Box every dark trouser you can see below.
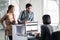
[9,36,12,40]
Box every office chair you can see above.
[52,31,60,40]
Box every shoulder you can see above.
[31,11,34,13]
[21,10,25,13]
[41,25,47,28]
[30,11,34,15]
[41,25,48,30]
[6,13,12,15]
[4,13,8,17]
[49,25,53,28]
[6,13,9,16]
[1,13,7,20]
[20,10,25,14]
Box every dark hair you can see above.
[7,5,14,13]
[26,3,32,8]
[42,14,51,24]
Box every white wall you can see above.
[56,0,60,32]
[53,0,60,32]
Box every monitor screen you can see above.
[26,22,38,32]
[16,24,26,35]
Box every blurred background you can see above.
[0,0,60,40]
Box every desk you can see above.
[12,22,40,40]
[12,24,27,40]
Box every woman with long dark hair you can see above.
[0,5,15,40]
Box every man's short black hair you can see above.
[26,3,32,8]
[42,14,51,24]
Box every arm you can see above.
[0,14,6,29]
[29,12,34,21]
[17,11,23,23]
[13,14,16,22]
[13,14,16,21]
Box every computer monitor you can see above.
[16,24,26,36]
[26,22,38,32]
[12,24,27,40]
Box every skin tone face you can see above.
[7,6,15,22]
[9,7,14,13]
[26,6,32,12]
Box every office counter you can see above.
[12,22,39,40]
[12,24,27,40]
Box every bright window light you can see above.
[43,0,59,26]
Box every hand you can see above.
[25,21,30,25]
[18,19,20,21]
[35,32,40,39]
[34,32,40,37]
[17,19,22,23]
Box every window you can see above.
[43,0,59,26]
